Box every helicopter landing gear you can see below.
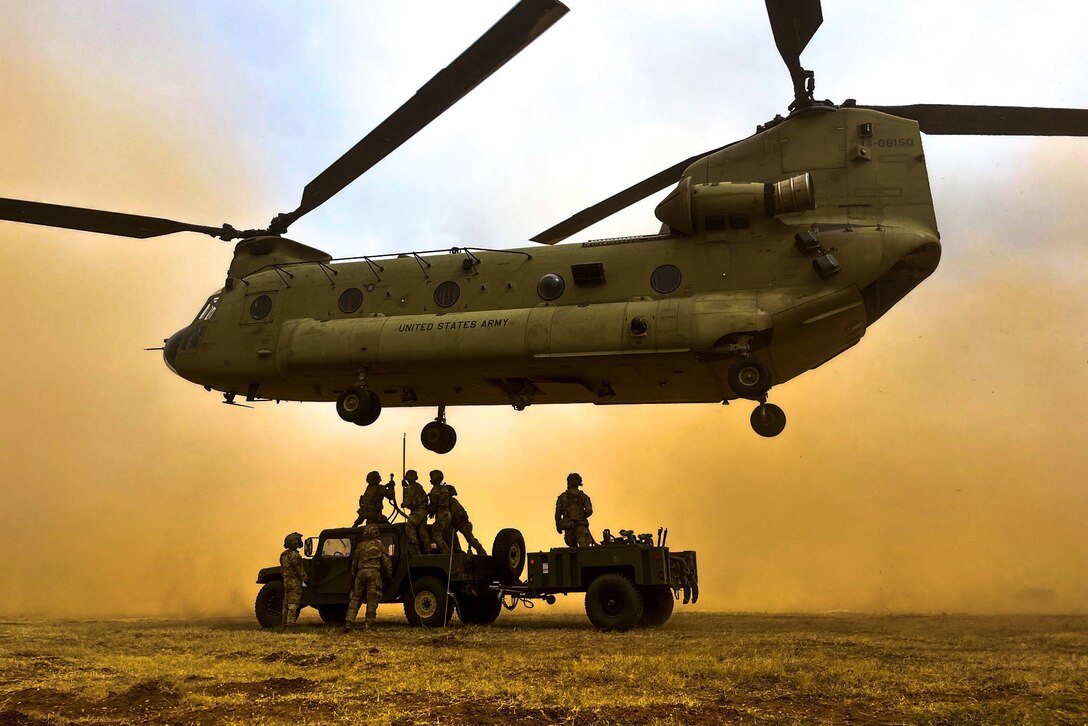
[421,405,457,454]
[727,357,772,399]
[750,401,786,438]
[336,386,382,426]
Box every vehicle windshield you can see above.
[195,293,221,322]
[320,537,352,557]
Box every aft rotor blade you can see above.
[275,0,568,231]
[530,140,741,245]
[0,197,228,239]
[765,0,823,106]
[864,104,1088,136]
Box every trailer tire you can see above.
[492,528,526,582]
[457,591,503,625]
[317,605,348,626]
[403,576,454,627]
[638,586,675,627]
[585,573,643,632]
[255,580,284,629]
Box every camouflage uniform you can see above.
[345,525,392,630]
[555,473,593,547]
[279,532,308,628]
[353,470,393,526]
[450,494,486,555]
[428,470,453,554]
[401,470,432,556]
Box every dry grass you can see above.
[1,611,1085,724]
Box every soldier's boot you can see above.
[343,599,361,633]
[364,602,378,630]
[285,604,300,628]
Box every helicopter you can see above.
[1,0,1085,455]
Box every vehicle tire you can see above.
[254,580,284,628]
[402,576,454,627]
[353,391,382,426]
[750,402,787,437]
[316,604,348,626]
[457,591,503,625]
[638,586,675,628]
[728,357,772,399]
[492,528,526,583]
[337,386,372,423]
[585,573,643,632]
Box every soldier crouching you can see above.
[344,524,392,631]
[279,532,308,629]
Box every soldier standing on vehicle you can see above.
[428,469,453,554]
[279,532,308,630]
[449,488,487,556]
[401,469,432,555]
[555,473,594,547]
[353,470,394,526]
[344,524,392,631]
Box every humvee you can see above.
[254,523,698,631]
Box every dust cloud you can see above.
[1,24,1086,618]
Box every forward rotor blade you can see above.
[530,140,741,245]
[275,0,568,231]
[0,197,227,239]
[765,0,823,106]
[864,104,1088,136]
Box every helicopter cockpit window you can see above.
[434,281,460,308]
[339,287,363,314]
[196,295,220,322]
[249,294,273,321]
[537,273,565,301]
[651,265,682,294]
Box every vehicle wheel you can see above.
[457,591,503,625]
[421,421,457,453]
[585,573,643,632]
[491,528,526,583]
[402,576,454,627]
[353,391,382,426]
[728,357,772,399]
[316,604,348,626]
[638,586,675,628]
[336,386,372,423]
[750,402,787,437]
[254,580,284,628]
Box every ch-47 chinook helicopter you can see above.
[2,0,1085,454]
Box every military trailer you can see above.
[255,523,527,628]
[502,528,699,632]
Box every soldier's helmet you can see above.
[405,469,418,481]
[366,470,382,485]
[363,524,380,538]
[567,472,583,488]
[283,532,304,549]
[430,469,444,483]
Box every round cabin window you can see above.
[650,264,682,294]
[249,294,273,320]
[338,287,363,314]
[537,273,565,301]
[434,280,460,308]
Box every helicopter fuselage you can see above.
[165,107,941,417]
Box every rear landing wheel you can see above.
[728,357,772,399]
[421,421,457,454]
[750,402,786,437]
[337,386,381,425]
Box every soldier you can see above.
[428,469,453,554]
[344,524,392,631]
[555,472,594,547]
[353,470,394,526]
[279,532,308,629]
[401,469,432,556]
[449,489,487,556]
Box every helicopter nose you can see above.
[163,326,189,374]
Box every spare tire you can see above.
[492,528,526,583]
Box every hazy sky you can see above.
[1,1,1086,618]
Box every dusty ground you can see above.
[0,611,1085,724]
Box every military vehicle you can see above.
[256,523,528,628]
[255,522,697,631]
[4,0,1085,452]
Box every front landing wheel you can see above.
[750,403,786,437]
[421,421,457,454]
